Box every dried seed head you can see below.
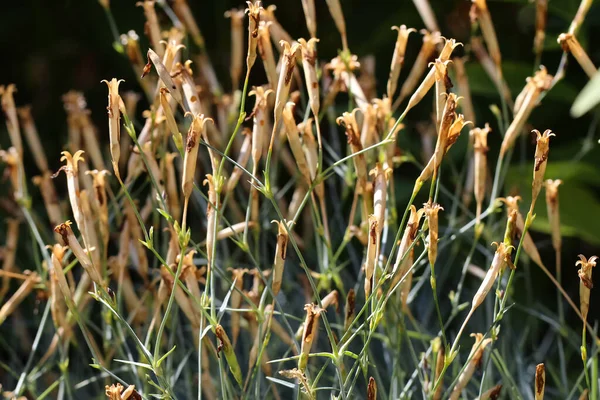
[257,21,278,89]
[472,242,513,310]
[215,324,243,386]
[299,303,323,371]
[273,40,301,127]
[367,377,377,400]
[471,124,491,222]
[298,38,321,116]
[301,0,317,38]
[272,219,291,295]
[0,84,22,156]
[0,147,23,200]
[450,332,494,400]
[558,33,597,78]
[249,86,274,164]
[225,8,245,89]
[105,383,141,400]
[344,288,356,332]
[136,1,162,56]
[424,202,444,267]
[101,78,124,180]
[324,0,348,51]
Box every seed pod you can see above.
[283,103,312,186]
[424,202,443,267]
[534,0,548,60]
[257,22,279,90]
[79,190,101,269]
[57,150,86,235]
[260,5,294,46]
[370,163,391,237]
[337,109,368,191]
[472,0,501,69]
[181,114,213,225]
[299,304,322,371]
[367,377,377,400]
[0,219,20,300]
[433,59,452,126]
[364,215,378,298]
[473,242,512,311]
[85,169,110,251]
[301,0,317,38]
[101,79,124,180]
[137,1,162,57]
[48,245,68,334]
[432,93,458,179]
[500,67,552,156]
[387,26,416,100]
[470,37,513,110]
[146,49,184,106]
[433,338,445,400]
[470,124,491,223]
[391,205,424,289]
[163,153,181,222]
[499,196,544,268]
[397,31,441,105]
[32,172,63,239]
[576,255,597,322]
[204,174,221,268]
[225,8,245,90]
[531,129,554,212]
[324,0,348,50]
[535,363,545,400]
[0,148,23,201]
[298,38,320,116]
[558,33,596,78]
[249,86,274,166]
[17,106,48,173]
[270,40,300,152]
[449,333,494,400]
[160,88,183,152]
[215,324,243,386]
[544,179,562,251]
[479,385,502,400]
[54,221,104,288]
[344,289,356,332]
[245,2,263,70]
[272,220,290,295]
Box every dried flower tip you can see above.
[531,129,554,211]
[245,2,263,70]
[424,202,444,267]
[105,383,140,400]
[535,363,545,400]
[299,303,322,371]
[387,25,416,100]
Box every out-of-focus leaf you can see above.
[571,69,600,117]
[505,164,600,245]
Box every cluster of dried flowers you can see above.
[0,0,598,398]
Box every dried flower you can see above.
[0,219,21,302]
[324,0,348,51]
[105,383,140,400]
[449,333,494,399]
[337,109,368,192]
[260,5,294,46]
[470,124,491,222]
[245,1,263,70]
[500,67,552,157]
[391,205,424,295]
[272,220,291,295]
[471,0,501,69]
[298,38,320,117]
[387,25,415,100]
[57,150,86,234]
[452,57,476,125]
[283,102,312,186]
[249,86,274,166]
[534,0,548,59]
[17,106,48,173]
[0,147,24,200]
[344,288,356,332]
[364,215,378,298]
[101,79,124,180]
[558,33,597,78]
[137,1,162,56]
[299,303,322,371]
[367,377,377,400]
[531,129,554,212]
[257,21,278,90]
[0,84,22,156]
[577,255,597,321]
[424,202,443,267]
[225,8,245,89]
[215,324,243,386]
[535,363,545,400]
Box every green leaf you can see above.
[113,359,153,370]
[571,69,600,117]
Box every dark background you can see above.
[1,0,599,367]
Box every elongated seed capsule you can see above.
[0,148,22,201]
[283,103,311,185]
[473,242,512,311]
[146,49,184,106]
[137,1,162,56]
[413,0,440,32]
[0,84,22,156]
[101,79,124,180]
[424,202,443,268]
[397,31,440,104]
[298,38,320,116]
[0,272,39,326]
[534,0,547,59]
[360,104,377,149]
[558,33,597,78]
[79,190,101,270]
[577,255,597,322]
[228,268,246,345]
[531,129,554,213]
[370,163,391,237]
[500,67,552,156]
[401,37,461,115]
[270,40,300,152]
[216,222,256,241]
[432,93,458,180]
[17,106,48,172]
[227,128,252,192]
[544,180,562,251]
[535,363,545,400]
[367,377,377,400]
[449,333,494,400]
[0,219,19,299]
[324,0,348,51]
[181,114,213,226]
[245,1,262,71]
[471,124,491,223]
[499,196,544,267]
[470,37,513,111]
[272,220,290,295]
[204,174,221,268]
[337,109,368,191]
[260,5,294,45]
[48,245,68,332]
[472,0,501,69]
[391,205,424,287]
[225,8,245,90]
[301,0,316,38]
[299,304,322,371]
[215,324,243,386]
[249,86,274,166]
[388,26,416,100]
[54,221,104,288]
[257,22,278,90]
[123,200,149,281]
[162,153,181,222]
[57,150,86,235]
[160,88,184,152]
[364,215,378,298]
[433,59,451,126]
[433,338,445,400]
